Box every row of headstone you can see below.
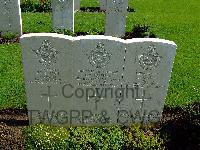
[0,0,127,37]
[52,0,128,37]
[20,33,177,126]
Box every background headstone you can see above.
[99,0,107,10]
[105,0,128,37]
[52,0,74,32]
[0,0,22,36]
[21,33,176,126]
[74,0,80,10]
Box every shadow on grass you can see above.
[79,7,135,13]
[79,7,105,12]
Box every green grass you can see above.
[81,0,100,7]
[0,0,199,109]
[22,12,105,33]
[126,0,200,107]
[23,12,52,33]
[0,44,25,109]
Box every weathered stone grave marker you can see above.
[52,0,74,32]
[74,0,80,10]
[0,0,22,35]
[99,0,107,10]
[21,33,176,126]
[105,0,128,37]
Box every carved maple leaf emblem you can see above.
[138,45,161,70]
[33,40,58,67]
[88,42,112,69]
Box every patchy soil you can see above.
[0,109,28,150]
[0,103,199,150]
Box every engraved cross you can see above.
[41,86,58,111]
[135,88,151,112]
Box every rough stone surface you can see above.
[0,0,22,35]
[20,33,176,126]
[52,0,74,32]
[74,0,80,10]
[99,0,107,10]
[105,0,128,37]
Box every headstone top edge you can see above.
[17,0,21,5]
[76,35,125,42]
[20,33,75,41]
[125,38,177,47]
[20,33,176,47]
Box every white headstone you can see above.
[105,0,128,37]
[74,0,80,10]
[0,0,22,35]
[52,0,74,32]
[20,33,176,126]
[99,0,107,10]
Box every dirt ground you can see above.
[0,103,199,150]
[0,109,28,150]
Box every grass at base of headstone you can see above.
[22,12,105,34]
[23,124,164,149]
[75,12,105,34]
[22,12,154,38]
[0,33,19,44]
[22,12,52,33]
[0,33,17,40]
[0,44,26,109]
[81,0,99,8]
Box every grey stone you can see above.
[74,0,80,10]
[123,39,177,124]
[52,0,74,32]
[20,33,176,126]
[0,0,22,35]
[99,0,107,10]
[105,0,128,37]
